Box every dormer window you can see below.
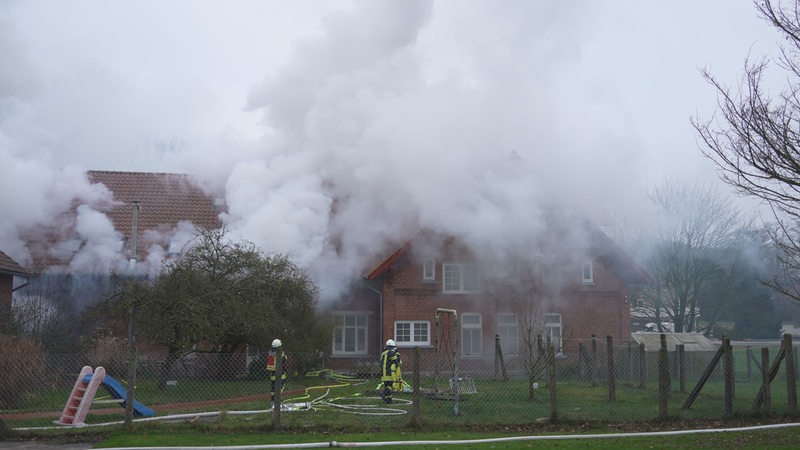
[582,261,594,284]
[422,258,436,282]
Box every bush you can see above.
[0,334,45,409]
[85,334,128,378]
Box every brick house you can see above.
[326,223,651,369]
[0,249,28,311]
[20,170,224,274]
[83,170,224,265]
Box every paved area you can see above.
[0,443,97,450]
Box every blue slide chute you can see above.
[83,374,156,417]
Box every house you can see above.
[0,249,29,311]
[326,223,651,370]
[83,170,224,265]
[21,170,224,274]
[12,171,225,343]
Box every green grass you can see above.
[82,423,800,449]
[3,374,797,434]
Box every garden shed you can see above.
[630,332,718,352]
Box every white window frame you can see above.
[543,313,563,356]
[394,320,430,347]
[497,313,519,355]
[442,263,480,293]
[581,261,594,284]
[422,258,436,282]
[461,313,482,355]
[332,313,368,356]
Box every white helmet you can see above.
[272,339,282,347]
[386,339,396,347]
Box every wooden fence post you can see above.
[548,343,557,421]
[579,343,587,380]
[272,347,283,429]
[638,342,646,389]
[677,344,686,394]
[409,347,421,427]
[785,334,797,414]
[591,335,598,387]
[761,347,771,413]
[658,334,669,419]
[723,335,734,417]
[627,341,633,382]
[607,335,616,402]
[495,334,508,381]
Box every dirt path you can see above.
[1,389,305,421]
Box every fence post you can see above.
[785,334,797,414]
[658,334,669,419]
[639,342,646,389]
[723,335,734,417]
[677,344,686,394]
[746,346,753,382]
[124,307,137,429]
[627,341,632,382]
[548,343,557,421]
[272,347,283,429]
[495,334,507,381]
[579,343,586,380]
[591,335,597,387]
[607,336,616,402]
[761,347,771,413]
[408,347,421,427]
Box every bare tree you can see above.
[637,180,748,333]
[693,0,800,301]
[509,282,546,400]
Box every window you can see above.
[443,263,480,293]
[394,321,430,346]
[543,313,563,355]
[461,313,482,355]
[422,258,436,282]
[497,314,518,355]
[333,313,368,355]
[581,261,594,284]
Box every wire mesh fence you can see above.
[1,335,797,432]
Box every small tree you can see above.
[112,227,329,388]
[510,282,547,400]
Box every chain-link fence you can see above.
[1,335,797,433]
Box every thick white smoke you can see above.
[0,1,778,302]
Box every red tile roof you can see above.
[87,171,224,261]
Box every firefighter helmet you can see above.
[272,339,282,347]
[386,339,396,347]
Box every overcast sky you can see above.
[0,0,782,297]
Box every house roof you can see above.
[0,249,28,277]
[364,240,411,280]
[87,170,224,260]
[630,332,718,352]
[587,226,652,285]
[363,224,652,285]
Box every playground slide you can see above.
[82,373,156,417]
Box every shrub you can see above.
[85,333,128,378]
[0,334,45,409]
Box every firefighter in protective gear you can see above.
[266,338,288,401]
[379,339,402,403]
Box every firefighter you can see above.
[379,339,401,403]
[266,338,288,401]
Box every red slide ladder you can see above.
[56,366,107,426]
